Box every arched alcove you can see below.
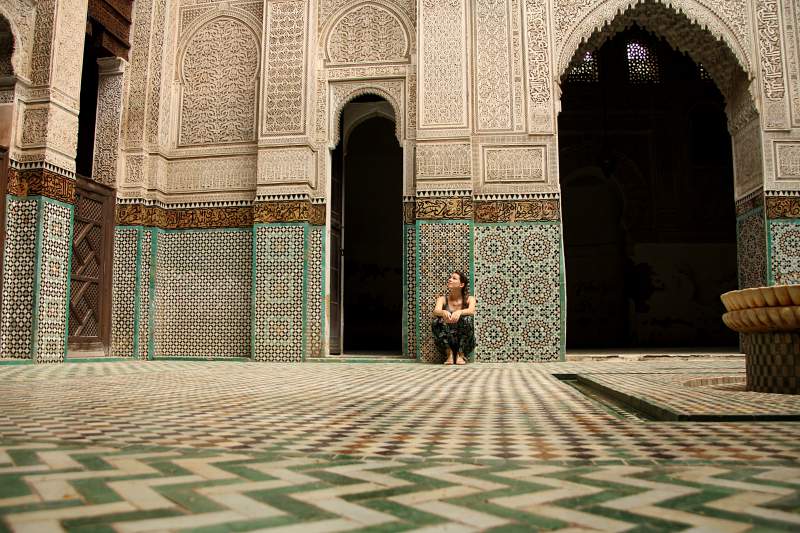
[559,16,742,350]
[177,15,260,146]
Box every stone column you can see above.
[1,0,87,363]
[92,57,127,187]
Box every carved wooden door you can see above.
[68,177,114,350]
[330,148,343,354]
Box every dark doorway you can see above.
[559,26,738,349]
[330,99,403,354]
[68,23,116,356]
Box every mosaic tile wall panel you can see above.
[736,208,767,288]
[769,220,800,285]
[154,230,252,358]
[253,224,306,362]
[0,198,38,359]
[305,227,324,358]
[416,222,472,363]
[139,229,154,360]
[110,228,139,358]
[404,224,416,358]
[474,223,563,362]
[33,200,73,363]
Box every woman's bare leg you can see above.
[444,347,454,365]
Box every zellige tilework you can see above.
[305,226,324,358]
[0,198,38,359]
[416,222,472,363]
[154,230,252,358]
[253,224,306,362]
[34,199,74,363]
[110,227,138,358]
[769,219,800,285]
[475,223,563,362]
[737,207,767,288]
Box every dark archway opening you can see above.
[559,26,738,350]
[330,96,403,354]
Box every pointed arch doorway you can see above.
[559,15,744,350]
[329,95,403,355]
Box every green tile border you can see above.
[29,197,45,362]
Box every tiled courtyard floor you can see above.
[1,359,799,531]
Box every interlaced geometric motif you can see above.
[35,200,73,363]
[154,230,251,358]
[254,224,306,362]
[736,207,766,288]
[416,222,471,363]
[404,224,416,358]
[0,199,38,359]
[475,223,562,362]
[769,220,800,285]
[110,228,138,358]
[305,227,325,358]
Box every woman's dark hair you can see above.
[453,271,470,308]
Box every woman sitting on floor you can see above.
[432,271,476,365]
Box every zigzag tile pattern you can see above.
[1,360,800,529]
[0,442,799,531]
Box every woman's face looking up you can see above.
[447,272,464,291]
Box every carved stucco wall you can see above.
[0,0,35,82]
[178,16,260,146]
[109,0,800,213]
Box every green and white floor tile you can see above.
[0,360,798,531]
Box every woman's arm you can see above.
[454,296,477,317]
[432,296,450,319]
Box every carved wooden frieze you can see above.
[309,203,326,226]
[253,200,311,223]
[415,197,473,220]
[473,199,560,222]
[7,167,77,205]
[115,204,253,229]
[766,195,800,219]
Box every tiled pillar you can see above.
[0,0,86,362]
[735,191,768,288]
[251,201,322,362]
[403,200,416,359]
[1,171,74,363]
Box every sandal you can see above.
[444,348,454,365]
[456,352,466,365]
